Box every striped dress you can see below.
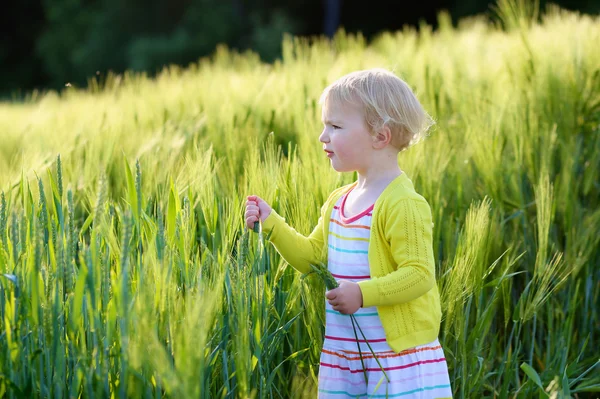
[318,190,453,398]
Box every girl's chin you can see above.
[329,156,353,172]
[330,161,351,173]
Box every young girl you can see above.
[245,68,453,398]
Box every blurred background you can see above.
[2,0,599,98]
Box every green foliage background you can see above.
[3,0,600,96]
[0,2,599,398]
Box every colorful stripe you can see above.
[338,191,375,224]
[330,219,370,229]
[328,244,368,254]
[321,346,443,360]
[319,384,450,398]
[331,273,370,279]
[326,310,378,317]
[319,370,450,386]
[370,384,453,398]
[324,323,383,332]
[333,205,373,217]
[320,358,447,373]
[325,335,388,343]
[318,385,452,398]
[328,231,369,242]
[318,389,366,397]
[324,348,395,355]
[319,376,367,387]
[327,259,369,267]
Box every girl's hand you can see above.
[325,280,363,315]
[245,195,272,230]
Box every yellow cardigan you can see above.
[261,172,442,353]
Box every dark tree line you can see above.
[1,0,598,97]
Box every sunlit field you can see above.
[0,2,599,398]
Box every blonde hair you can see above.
[319,68,434,152]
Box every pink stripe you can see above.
[393,370,449,383]
[325,335,387,343]
[326,323,384,331]
[320,358,447,373]
[318,376,365,386]
[334,205,372,217]
[319,371,448,386]
[339,189,375,224]
[331,273,370,279]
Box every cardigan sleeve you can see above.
[358,198,436,307]
[260,200,329,275]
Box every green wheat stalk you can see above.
[304,262,390,395]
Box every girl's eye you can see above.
[332,125,341,130]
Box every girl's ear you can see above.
[373,126,392,149]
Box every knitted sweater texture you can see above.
[261,173,442,353]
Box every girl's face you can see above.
[319,101,373,173]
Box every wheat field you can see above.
[0,2,599,398]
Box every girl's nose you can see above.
[319,128,328,143]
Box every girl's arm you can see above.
[358,198,436,307]
[261,203,328,274]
